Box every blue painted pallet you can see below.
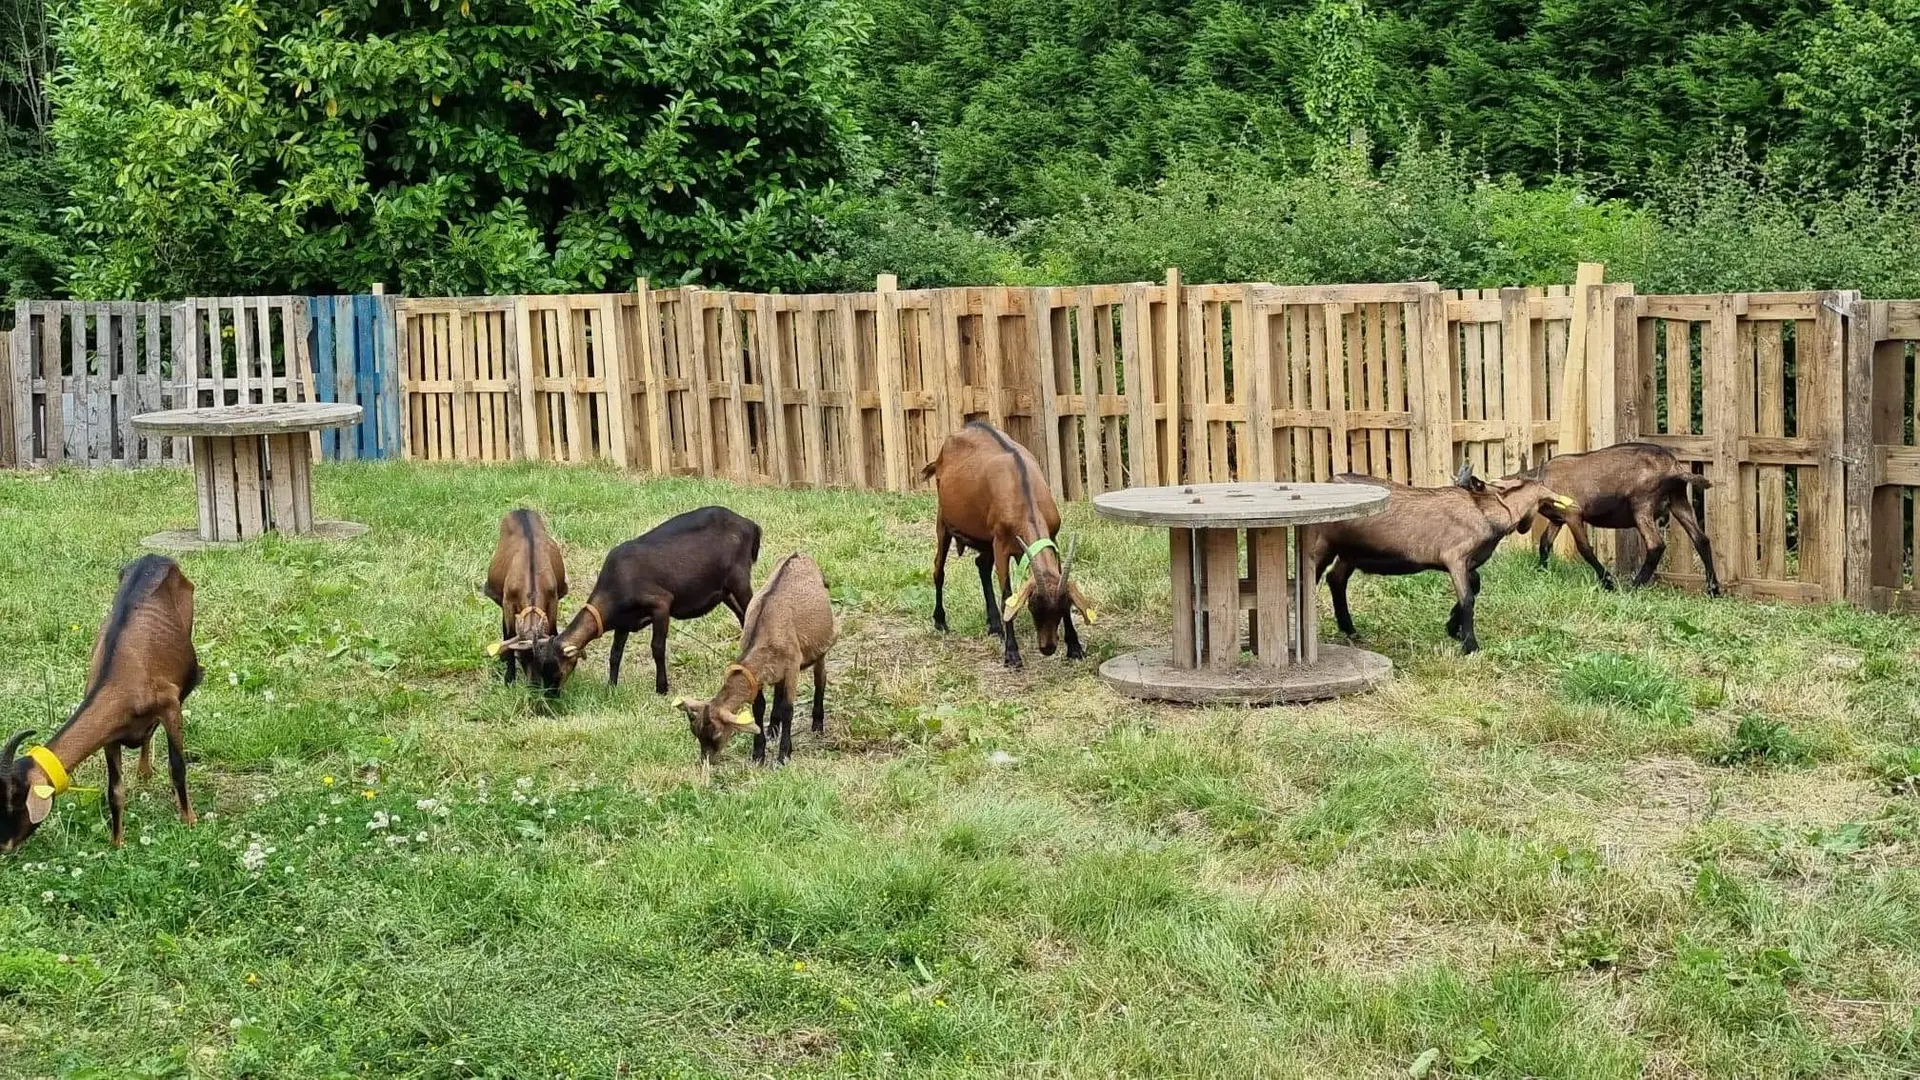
[307,294,401,460]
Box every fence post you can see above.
[1413,290,1452,485]
[8,302,27,466]
[873,273,909,491]
[635,279,669,475]
[1499,288,1533,471]
[1845,297,1879,608]
[1028,286,1065,494]
[1706,295,1743,589]
[1162,268,1181,485]
[1239,286,1273,482]
[1612,291,1644,576]
[508,295,538,461]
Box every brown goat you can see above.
[1304,467,1575,654]
[675,553,837,771]
[483,509,569,691]
[923,422,1093,668]
[1499,443,1719,595]
[3,555,201,853]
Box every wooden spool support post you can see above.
[132,402,364,548]
[1093,482,1391,704]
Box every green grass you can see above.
[2,462,1919,1078]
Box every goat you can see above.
[923,421,1094,668]
[483,509,569,691]
[675,552,836,771]
[1488,443,1719,596]
[1303,466,1575,654]
[3,555,201,853]
[530,506,760,693]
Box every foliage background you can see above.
[0,0,1918,299]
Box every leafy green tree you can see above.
[53,0,867,298]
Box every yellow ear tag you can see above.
[486,641,504,657]
[30,784,53,800]
[670,698,687,709]
[1084,609,1097,624]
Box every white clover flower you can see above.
[238,842,268,872]
[40,890,54,902]
[261,690,275,703]
[367,811,391,831]
[413,831,428,843]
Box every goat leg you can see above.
[1631,506,1667,588]
[932,524,951,632]
[774,680,795,766]
[608,628,630,687]
[159,703,194,826]
[1443,568,1483,641]
[1669,499,1721,597]
[751,690,768,764]
[1448,563,1480,654]
[1061,609,1085,661]
[1328,559,1359,639]
[649,615,671,694]
[501,616,518,685]
[105,744,126,847]
[811,659,827,733]
[1563,517,1615,591]
[995,546,1023,669]
[138,736,152,783]
[974,550,1001,637]
[1536,521,1561,569]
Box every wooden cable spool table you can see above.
[1093,482,1394,704]
[131,403,367,549]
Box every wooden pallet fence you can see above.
[9,300,199,467]
[309,294,402,459]
[1845,298,1920,610]
[1617,291,1851,602]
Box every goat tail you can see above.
[919,456,939,482]
[1681,472,1712,490]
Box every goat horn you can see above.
[1062,535,1079,578]
[1001,579,1035,624]
[1453,461,1475,486]
[1,729,34,766]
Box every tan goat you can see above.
[483,508,569,691]
[1304,467,1574,654]
[3,555,200,852]
[675,552,835,771]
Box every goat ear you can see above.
[561,642,581,658]
[1001,580,1035,624]
[1453,462,1474,486]
[26,785,52,825]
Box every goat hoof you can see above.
[934,614,948,633]
[1067,645,1086,661]
[1599,578,1617,592]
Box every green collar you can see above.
[1016,537,1059,579]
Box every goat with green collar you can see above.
[922,422,1095,668]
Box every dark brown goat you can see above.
[3,555,201,853]
[1497,443,1719,595]
[530,506,760,693]
[1304,467,1575,654]
[483,509,569,691]
[923,421,1093,668]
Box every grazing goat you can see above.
[923,421,1094,668]
[1304,466,1575,654]
[483,509,569,691]
[1491,443,1720,596]
[675,552,836,770]
[530,506,760,693]
[3,555,201,853]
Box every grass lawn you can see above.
[3,462,1920,1078]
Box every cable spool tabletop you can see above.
[132,403,366,549]
[1092,482,1393,704]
